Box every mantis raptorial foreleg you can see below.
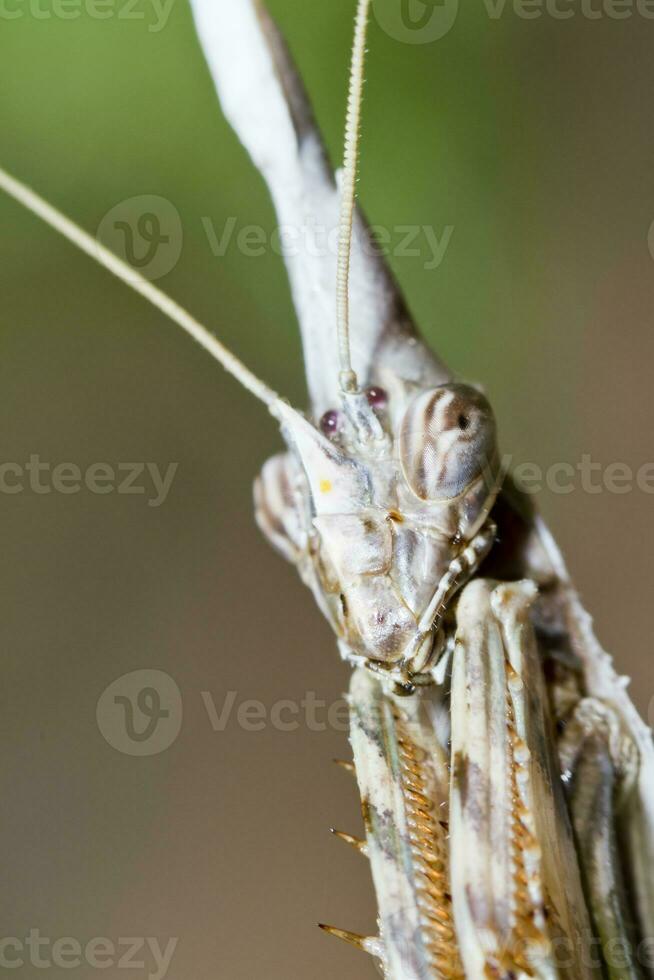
[348,579,601,979]
[450,580,597,980]
[559,699,644,980]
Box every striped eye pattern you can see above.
[399,384,497,501]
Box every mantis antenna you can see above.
[0,165,279,410]
[336,0,372,396]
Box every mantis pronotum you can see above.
[2,1,654,977]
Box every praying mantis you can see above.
[1,1,653,977]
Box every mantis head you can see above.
[265,377,501,690]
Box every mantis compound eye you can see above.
[399,383,498,501]
[365,386,388,410]
[319,409,343,438]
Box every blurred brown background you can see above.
[1,1,653,977]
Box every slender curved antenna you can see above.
[0,166,279,409]
[336,0,372,395]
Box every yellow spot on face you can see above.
[319,479,332,494]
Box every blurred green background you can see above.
[1,1,653,977]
